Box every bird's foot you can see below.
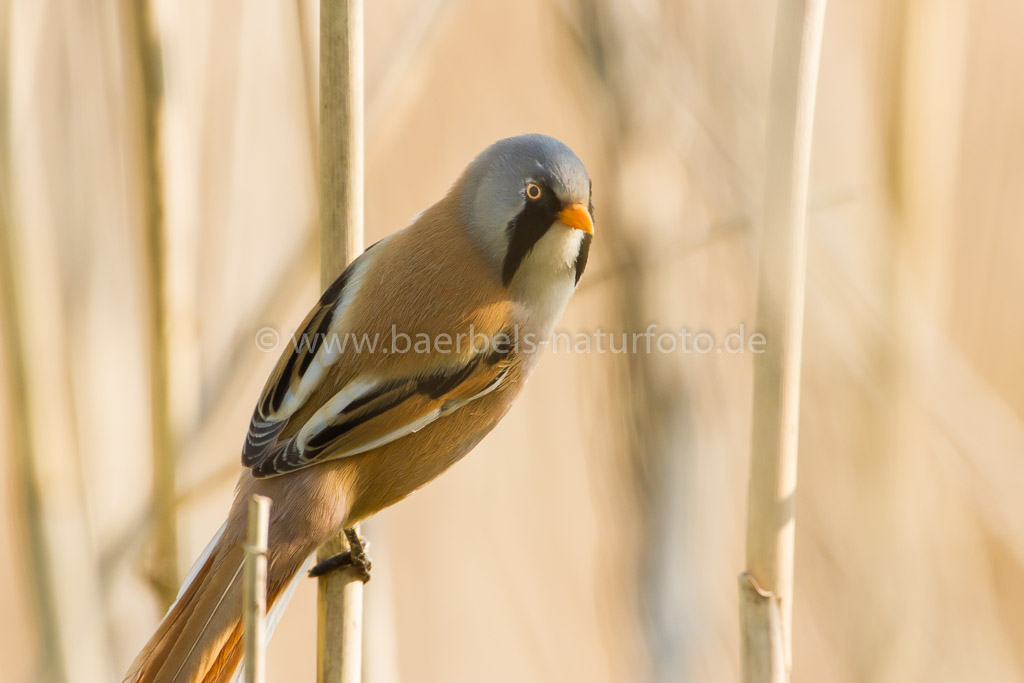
[308,527,372,583]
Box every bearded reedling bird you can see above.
[125,134,594,682]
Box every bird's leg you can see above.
[343,527,372,582]
[308,527,372,583]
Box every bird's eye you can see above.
[525,183,542,200]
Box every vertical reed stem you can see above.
[128,0,179,606]
[740,1,826,681]
[244,495,272,683]
[0,92,66,683]
[317,2,365,683]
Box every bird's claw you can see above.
[308,528,372,583]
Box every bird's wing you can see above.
[245,342,515,478]
[241,228,517,478]
[241,254,366,470]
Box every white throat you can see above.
[509,226,583,337]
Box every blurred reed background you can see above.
[1,0,1023,681]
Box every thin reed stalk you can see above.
[317,2,365,683]
[126,0,179,606]
[0,91,65,683]
[740,1,826,681]
[1,7,112,679]
[244,495,272,683]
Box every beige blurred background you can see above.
[2,0,1023,681]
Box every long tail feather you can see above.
[125,524,308,683]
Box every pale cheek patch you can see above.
[533,224,583,273]
[512,227,581,334]
[557,227,585,270]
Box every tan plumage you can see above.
[126,135,593,682]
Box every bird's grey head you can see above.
[456,134,594,288]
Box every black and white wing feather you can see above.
[244,345,513,478]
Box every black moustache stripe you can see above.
[574,232,592,285]
[501,189,562,286]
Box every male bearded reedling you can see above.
[125,134,595,682]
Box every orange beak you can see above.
[557,203,594,235]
